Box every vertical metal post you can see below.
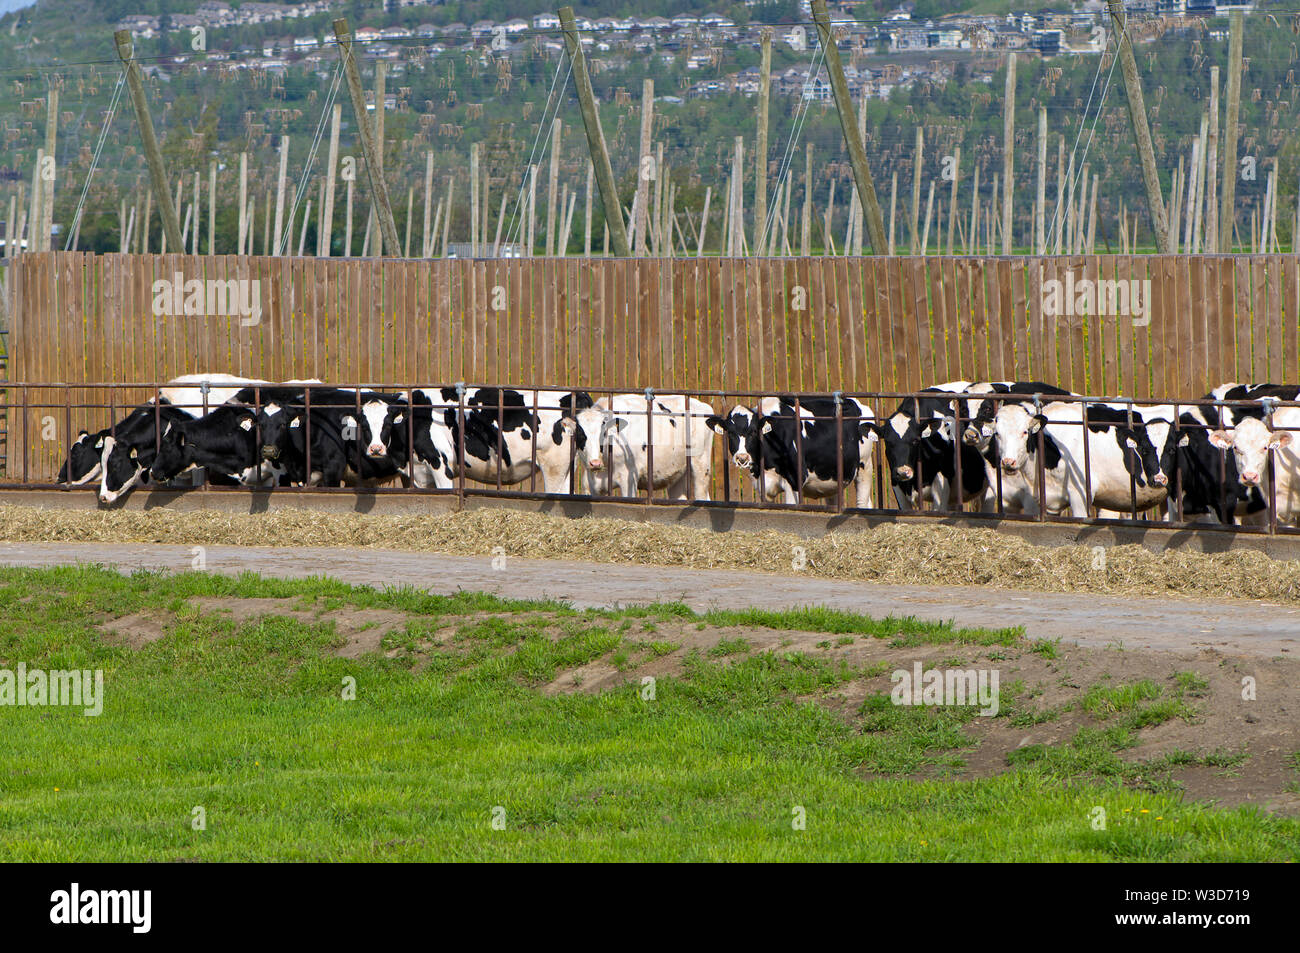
[644,388,655,505]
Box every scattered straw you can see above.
[0,503,1292,604]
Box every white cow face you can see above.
[991,404,1044,475]
[562,408,626,470]
[1210,418,1292,487]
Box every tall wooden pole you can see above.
[333,18,401,255]
[1205,66,1220,255]
[471,141,481,256]
[421,150,433,257]
[909,127,923,254]
[114,30,182,253]
[40,86,57,251]
[1035,108,1046,254]
[811,0,885,253]
[322,103,340,257]
[559,6,629,258]
[754,30,772,254]
[801,144,813,257]
[947,151,959,256]
[583,160,594,257]
[272,136,288,255]
[546,121,561,256]
[1220,11,1243,252]
[633,81,654,256]
[1106,0,1172,253]
[1002,52,1016,254]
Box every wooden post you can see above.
[344,177,354,257]
[1205,66,1220,255]
[207,160,216,253]
[583,160,593,257]
[372,61,386,256]
[471,141,481,256]
[321,103,340,257]
[272,136,289,255]
[237,152,248,255]
[114,31,182,254]
[1035,108,1046,254]
[730,136,744,257]
[1220,12,1243,252]
[812,0,885,251]
[909,127,923,254]
[969,163,979,256]
[888,170,897,256]
[191,170,200,255]
[559,6,630,257]
[801,144,813,257]
[545,121,561,254]
[1192,111,1209,254]
[921,180,935,255]
[1002,52,1016,254]
[633,80,654,256]
[1052,136,1064,254]
[1106,0,1172,253]
[527,164,537,256]
[754,30,772,254]
[333,18,401,256]
[298,199,311,256]
[698,185,712,258]
[40,86,57,251]
[493,188,506,257]
[421,150,433,257]
[824,178,837,256]
[442,176,453,256]
[404,186,414,258]
[947,150,959,256]
[262,190,271,255]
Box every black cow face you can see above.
[59,430,106,485]
[150,423,190,483]
[256,403,294,461]
[875,413,945,483]
[707,407,757,470]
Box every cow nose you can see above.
[261,445,278,460]
[1001,458,1017,471]
[895,465,914,480]
[367,444,385,457]
[961,427,980,446]
[1154,472,1168,487]
[1242,471,1260,486]
[588,458,604,470]
[734,452,751,468]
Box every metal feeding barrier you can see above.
[8,380,1300,538]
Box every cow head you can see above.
[874,411,947,484]
[1210,418,1292,488]
[256,402,294,461]
[347,398,395,459]
[561,407,626,471]
[379,401,411,466]
[991,404,1047,475]
[59,430,107,485]
[98,436,146,505]
[707,405,758,470]
[150,420,192,484]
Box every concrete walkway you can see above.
[0,542,1296,659]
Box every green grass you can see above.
[0,565,1295,861]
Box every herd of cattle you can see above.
[52,372,1300,526]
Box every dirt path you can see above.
[1,541,1296,659]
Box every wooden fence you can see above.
[4,250,1300,481]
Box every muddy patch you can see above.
[189,597,413,657]
[99,611,171,649]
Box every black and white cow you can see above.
[562,394,714,499]
[707,395,877,506]
[990,400,1167,517]
[96,401,196,504]
[370,387,593,492]
[1209,405,1300,525]
[58,373,268,489]
[252,386,403,487]
[149,404,279,488]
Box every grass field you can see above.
[1,564,1296,861]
